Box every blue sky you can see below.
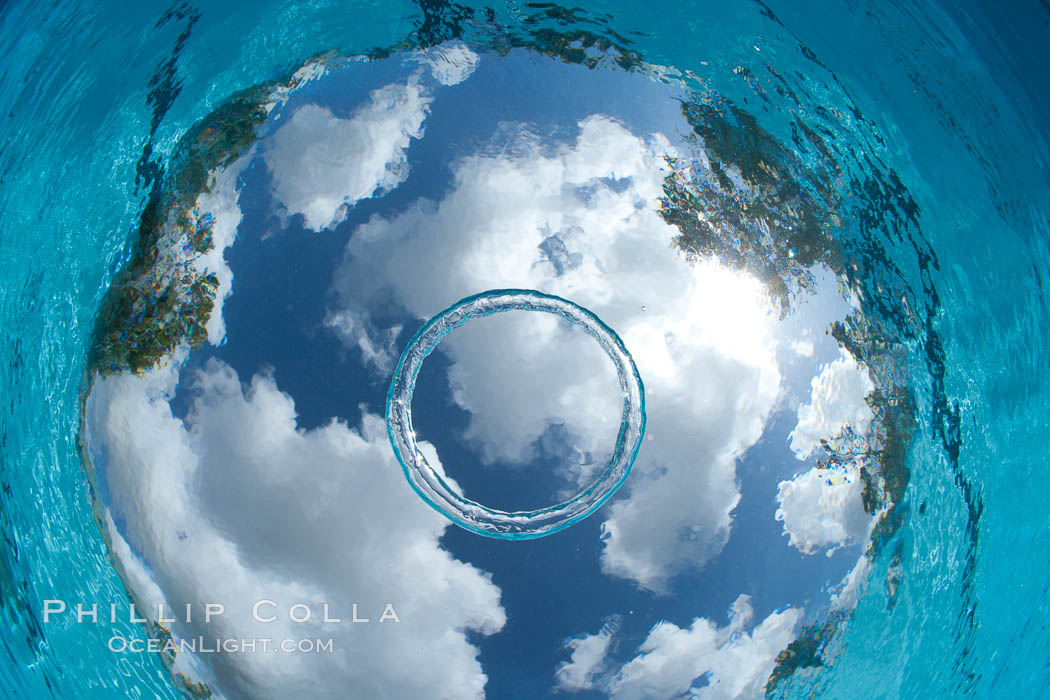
[90,44,878,699]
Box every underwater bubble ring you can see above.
[386,288,646,540]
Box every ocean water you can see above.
[1,1,1048,698]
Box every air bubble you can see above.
[386,289,646,539]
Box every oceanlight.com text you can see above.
[108,635,335,654]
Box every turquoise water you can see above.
[1,1,1048,698]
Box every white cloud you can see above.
[790,335,814,358]
[416,42,480,86]
[777,348,877,556]
[789,349,875,460]
[830,554,872,610]
[555,616,620,692]
[774,463,873,556]
[190,55,479,347]
[440,310,622,471]
[192,154,250,345]
[560,596,801,700]
[84,355,505,699]
[327,116,783,591]
[264,77,433,231]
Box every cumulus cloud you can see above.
[789,349,875,460]
[775,463,873,556]
[554,616,621,692]
[558,596,801,700]
[440,310,622,472]
[192,154,250,345]
[327,115,783,591]
[415,42,480,86]
[264,77,433,231]
[192,49,483,345]
[830,554,872,610]
[790,335,815,358]
[777,349,876,555]
[84,355,504,699]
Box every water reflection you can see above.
[81,35,907,700]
